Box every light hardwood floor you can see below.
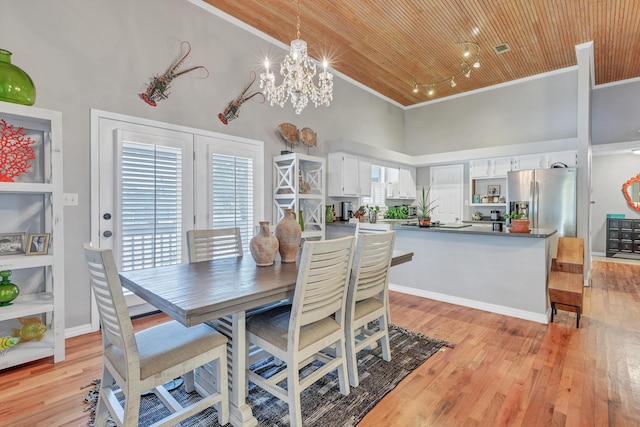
[1,259,638,426]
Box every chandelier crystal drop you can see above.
[260,0,333,114]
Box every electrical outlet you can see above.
[63,193,78,206]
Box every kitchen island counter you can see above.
[326,222,557,323]
[327,220,556,238]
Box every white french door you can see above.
[93,117,194,317]
[90,110,264,330]
[194,134,264,254]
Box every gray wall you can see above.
[591,153,640,253]
[0,0,404,330]
[593,79,640,145]
[404,70,579,155]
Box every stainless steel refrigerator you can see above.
[506,168,577,236]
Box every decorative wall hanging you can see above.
[299,127,316,153]
[276,123,317,154]
[0,119,36,182]
[139,41,208,107]
[218,71,264,124]
[0,49,36,106]
[277,123,299,153]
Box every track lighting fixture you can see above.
[411,40,480,98]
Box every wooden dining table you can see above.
[119,249,413,427]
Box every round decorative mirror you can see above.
[622,173,640,212]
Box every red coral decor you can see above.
[0,119,36,182]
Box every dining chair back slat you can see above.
[187,228,243,263]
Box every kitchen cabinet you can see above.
[328,152,371,197]
[386,166,416,199]
[512,154,545,171]
[546,151,577,168]
[469,157,511,179]
[0,101,65,369]
[606,218,640,259]
[273,153,325,240]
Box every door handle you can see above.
[103,230,113,238]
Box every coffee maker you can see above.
[341,201,352,221]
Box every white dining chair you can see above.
[355,221,391,236]
[186,228,243,262]
[83,243,229,427]
[345,231,396,387]
[246,236,356,427]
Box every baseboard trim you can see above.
[389,283,549,324]
[65,323,93,338]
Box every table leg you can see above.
[228,311,258,427]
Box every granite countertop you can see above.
[325,221,557,238]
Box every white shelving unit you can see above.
[273,153,325,240]
[0,101,64,370]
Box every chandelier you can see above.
[260,0,333,114]
[412,41,481,97]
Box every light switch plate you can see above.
[63,193,78,206]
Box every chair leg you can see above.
[379,315,391,362]
[550,302,556,323]
[345,325,359,388]
[576,306,581,328]
[94,369,113,427]
[335,338,350,396]
[287,362,303,427]
[212,356,229,425]
[123,384,142,427]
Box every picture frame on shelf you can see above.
[487,185,500,196]
[0,233,26,255]
[26,233,50,255]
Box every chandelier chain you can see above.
[296,0,301,40]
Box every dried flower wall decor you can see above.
[0,119,36,182]
[140,41,209,107]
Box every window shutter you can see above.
[211,154,254,254]
[120,142,182,271]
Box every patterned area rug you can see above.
[83,324,453,426]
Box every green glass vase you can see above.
[0,270,19,306]
[0,49,36,106]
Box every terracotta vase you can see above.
[250,222,279,266]
[510,219,531,233]
[275,208,302,263]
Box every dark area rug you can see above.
[83,324,453,426]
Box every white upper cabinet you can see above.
[328,152,371,197]
[511,154,545,171]
[398,167,416,199]
[546,151,577,168]
[469,157,511,178]
[386,167,416,199]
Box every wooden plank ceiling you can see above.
[202,0,640,106]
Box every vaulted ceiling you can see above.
[202,0,640,107]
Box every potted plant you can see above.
[417,186,438,227]
[504,211,530,233]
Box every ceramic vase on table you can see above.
[0,49,36,106]
[250,222,279,266]
[275,208,301,263]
